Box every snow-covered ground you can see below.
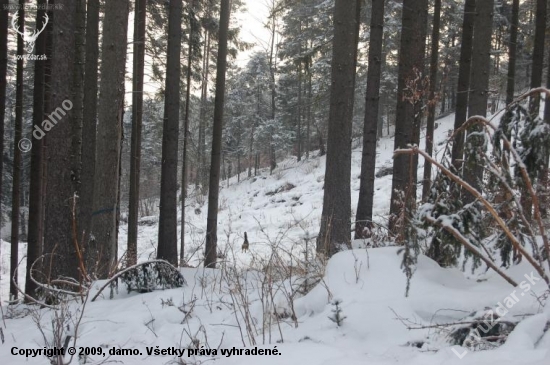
[1,109,549,364]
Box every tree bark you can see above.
[355,0,385,239]
[157,0,182,265]
[80,0,100,254]
[316,0,361,256]
[422,0,442,201]
[388,0,428,236]
[545,49,550,125]
[43,0,80,282]
[197,30,210,190]
[91,0,129,278]
[505,0,519,106]
[204,0,230,268]
[25,0,48,300]
[71,0,85,204]
[181,0,198,266]
[268,5,277,173]
[128,0,147,266]
[297,61,302,162]
[451,0,476,170]
[10,0,25,300]
[528,0,546,117]
[464,0,494,199]
[0,0,8,279]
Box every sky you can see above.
[236,0,272,66]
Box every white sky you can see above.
[235,0,272,66]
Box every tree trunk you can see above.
[198,31,210,190]
[43,0,80,282]
[388,0,428,236]
[71,0,85,205]
[10,0,25,300]
[317,0,361,256]
[128,0,147,266]
[0,0,8,279]
[451,0,476,170]
[355,0,385,239]
[297,62,302,162]
[91,0,129,278]
[422,0,442,201]
[181,0,197,266]
[248,119,255,177]
[268,6,277,173]
[545,49,550,124]
[528,0,546,117]
[80,0,100,254]
[41,3,53,271]
[204,0,230,268]
[25,0,48,300]
[464,0,494,199]
[157,0,183,266]
[505,0,519,106]
[306,59,311,159]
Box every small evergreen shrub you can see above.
[328,299,346,327]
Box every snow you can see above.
[3,247,548,364]
[1,109,549,364]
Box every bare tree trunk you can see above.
[128,0,147,266]
[451,0,475,170]
[198,31,210,190]
[204,0,230,268]
[355,0,385,239]
[43,0,80,282]
[268,4,277,173]
[80,0,100,253]
[297,61,302,162]
[71,0,85,204]
[41,3,53,272]
[422,0,441,201]
[157,0,183,266]
[464,0,494,199]
[248,119,255,177]
[10,0,25,300]
[181,0,198,266]
[306,58,311,160]
[388,0,428,236]
[0,0,8,278]
[528,0,546,117]
[317,0,361,256]
[91,0,129,278]
[545,50,550,125]
[26,0,48,300]
[237,154,241,182]
[505,0,519,106]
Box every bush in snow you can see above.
[402,90,550,290]
[120,261,185,293]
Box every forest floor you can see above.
[0,108,549,364]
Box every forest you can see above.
[0,0,549,364]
